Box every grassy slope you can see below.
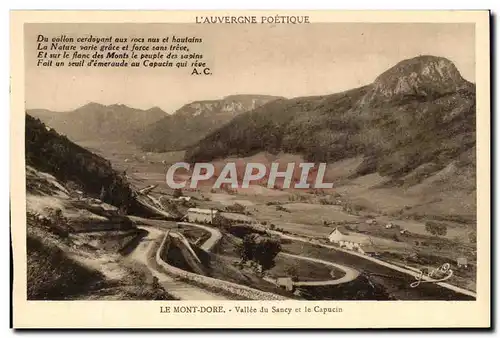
[27,234,105,300]
[27,216,175,300]
[24,132,175,300]
[182,56,476,229]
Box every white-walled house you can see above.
[276,277,294,291]
[174,196,192,202]
[328,227,369,254]
[328,227,347,243]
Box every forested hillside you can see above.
[185,56,476,184]
[26,114,140,212]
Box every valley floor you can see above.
[25,140,477,300]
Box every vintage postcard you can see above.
[11,10,490,329]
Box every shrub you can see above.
[288,193,309,202]
[285,265,300,282]
[238,234,282,272]
[226,203,246,214]
[173,188,183,198]
[468,231,476,244]
[425,221,448,237]
[319,198,335,205]
[276,205,289,212]
[212,214,232,230]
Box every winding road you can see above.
[264,228,476,298]
[129,192,475,300]
[177,222,222,251]
[280,252,360,286]
[126,224,230,300]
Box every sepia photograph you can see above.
[11,10,491,328]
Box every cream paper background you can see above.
[10,10,490,329]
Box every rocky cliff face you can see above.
[174,95,282,118]
[361,56,472,106]
[134,95,283,152]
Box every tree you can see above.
[238,234,257,262]
[253,236,282,271]
[99,186,106,201]
[425,221,447,237]
[213,214,232,230]
[285,264,300,282]
[173,188,183,198]
[468,231,477,244]
[238,234,282,272]
[226,203,246,214]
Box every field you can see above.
[268,254,344,281]
[214,232,343,283]
[280,240,474,300]
[73,141,477,294]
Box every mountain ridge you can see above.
[185,55,476,188]
[133,94,284,152]
[27,103,168,143]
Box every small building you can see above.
[328,227,348,243]
[276,277,294,292]
[400,229,408,235]
[186,208,218,224]
[457,257,468,268]
[385,223,393,229]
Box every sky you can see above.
[25,23,475,113]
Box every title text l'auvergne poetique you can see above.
[195,15,310,24]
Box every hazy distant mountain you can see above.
[186,56,475,186]
[27,103,167,142]
[133,95,283,152]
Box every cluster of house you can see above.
[327,219,411,254]
[365,219,408,234]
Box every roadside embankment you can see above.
[155,231,289,300]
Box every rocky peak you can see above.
[363,55,469,105]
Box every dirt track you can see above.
[279,252,360,286]
[132,194,475,300]
[127,225,229,300]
